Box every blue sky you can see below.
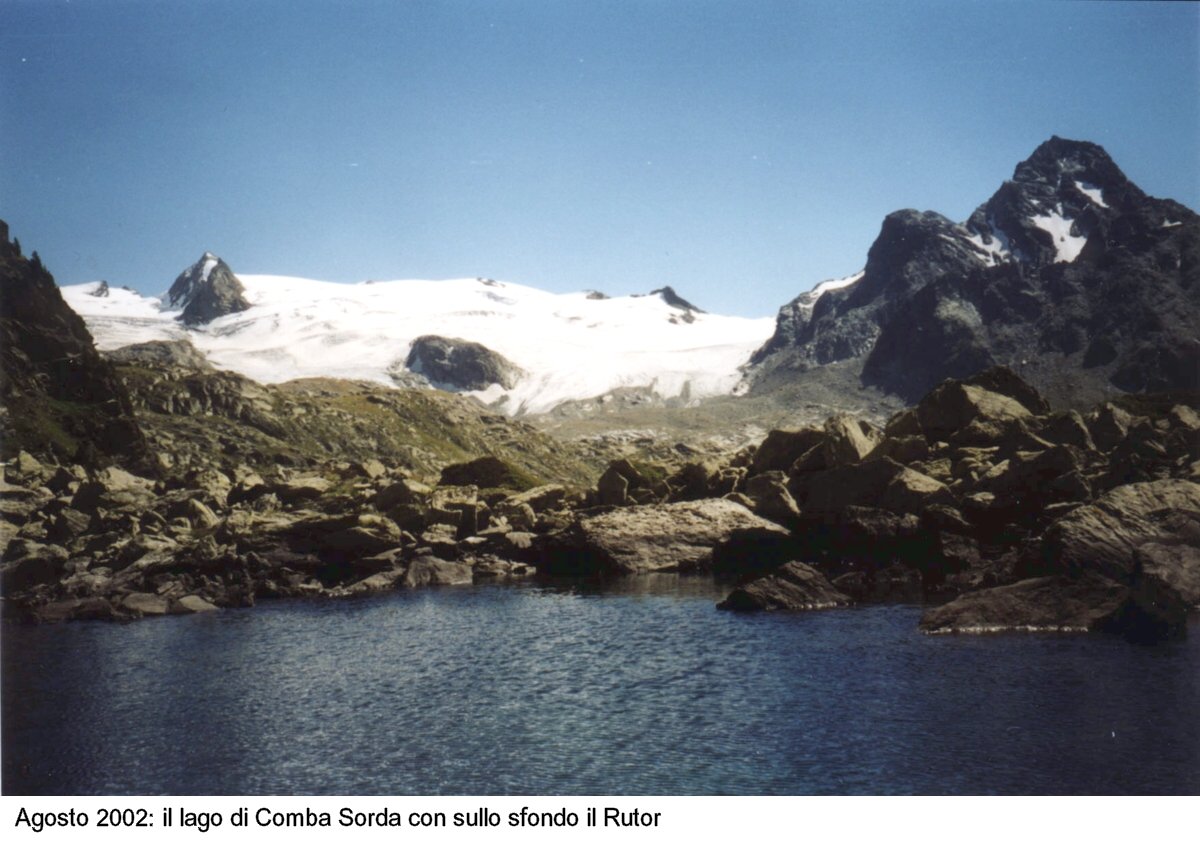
[2,0,1197,317]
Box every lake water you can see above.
[3,576,1198,795]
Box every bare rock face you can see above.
[717,561,851,612]
[537,498,790,576]
[403,335,523,391]
[166,253,251,326]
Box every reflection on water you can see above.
[3,577,1198,795]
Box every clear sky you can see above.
[2,0,1197,317]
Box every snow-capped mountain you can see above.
[61,270,774,416]
[748,136,1199,404]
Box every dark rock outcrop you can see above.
[403,335,523,391]
[166,252,251,326]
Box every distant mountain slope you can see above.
[63,272,773,416]
[748,137,1199,406]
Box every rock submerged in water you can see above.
[717,562,851,612]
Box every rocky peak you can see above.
[965,136,1145,268]
[1011,136,1132,194]
[853,210,984,304]
[165,252,251,326]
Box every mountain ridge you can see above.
[748,136,1199,407]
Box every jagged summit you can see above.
[165,252,251,326]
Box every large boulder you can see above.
[270,476,332,505]
[1040,479,1200,604]
[823,414,879,465]
[717,562,851,612]
[71,467,157,511]
[749,428,826,476]
[538,499,789,576]
[791,458,954,515]
[742,472,801,526]
[402,554,473,587]
[916,380,1033,443]
[919,573,1187,643]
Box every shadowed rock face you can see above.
[750,137,1200,406]
[166,252,251,326]
[403,335,523,391]
[0,220,152,471]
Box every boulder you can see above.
[1,542,69,593]
[1088,402,1136,452]
[503,484,566,513]
[710,526,805,577]
[271,476,332,505]
[791,458,952,516]
[916,380,1033,443]
[71,467,157,511]
[742,472,801,526]
[749,428,826,476]
[169,595,219,614]
[538,498,789,576]
[717,562,851,612]
[964,366,1050,415]
[1040,479,1200,602]
[1036,411,1098,453]
[866,435,930,465]
[419,523,460,559]
[403,554,473,587]
[121,592,170,616]
[823,414,879,465]
[668,460,721,501]
[29,597,119,624]
[494,500,536,530]
[919,573,1187,643]
[596,464,631,506]
[374,477,432,511]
